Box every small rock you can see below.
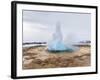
[33,59,42,64]
[23,59,33,65]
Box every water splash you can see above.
[48,22,78,52]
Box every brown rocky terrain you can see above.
[22,46,91,69]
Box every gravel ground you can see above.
[22,46,91,69]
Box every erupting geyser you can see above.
[48,22,77,52]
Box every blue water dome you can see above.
[47,22,77,52]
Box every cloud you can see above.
[23,10,91,43]
[23,22,52,43]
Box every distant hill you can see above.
[79,40,91,43]
[23,42,46,45]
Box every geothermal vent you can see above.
[47,22,77,52]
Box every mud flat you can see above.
[22,45,91,69]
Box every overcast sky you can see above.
[23,10,91,44]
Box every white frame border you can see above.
[16,3,96,77]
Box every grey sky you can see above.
[23,10,91,43]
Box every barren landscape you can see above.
[22,45,91,69]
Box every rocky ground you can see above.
[22,45,91,69]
